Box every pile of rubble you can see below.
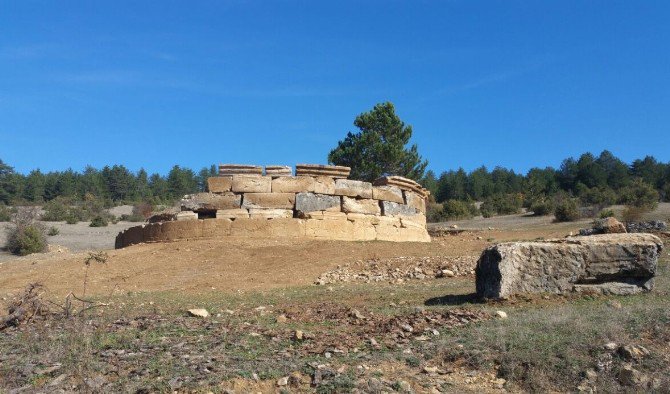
[315,255,477,285]
[626,220,667,233]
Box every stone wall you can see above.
[115,164,431,248]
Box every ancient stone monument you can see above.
[475,233,663,298]
[115,164,431,248]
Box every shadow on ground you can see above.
[424,292,481,306]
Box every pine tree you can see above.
[328,102,427,182]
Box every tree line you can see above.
[0,160,217,206]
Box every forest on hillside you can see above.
[0,150,669,223]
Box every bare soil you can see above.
[0,207,668,392]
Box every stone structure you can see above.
[115,164,430,248]
[475,233,663,298]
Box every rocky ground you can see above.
[0,207,669,392]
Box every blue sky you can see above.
[1,1,669,175]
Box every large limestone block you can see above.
[381,201,419,216]
[169,220,204,240]
[242,193,296,209]
[296,164,351,178]
[347,213,381,225]
[229,217,304,238]
[272,176,315,193]
[176,211,198,221]
[265,165,292,177]
[373,175,426,197]
[231,175,272,193]
[305,218,374,241]
[219,164,263,175]
[216,208,249,220]
[295,193,341,215]
[476,233,664,298]
[181,193,242,211]
[207,176,233,193]
[399,214,427,228]
[404,191,426,213]
[334,179,373,198]
[303,211,348,220]
[342,197,381,215]
[248,208,293,219]
[312,176,335,194]
[372,185,404,204]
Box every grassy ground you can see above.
[1,254,668,392]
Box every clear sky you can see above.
[1,1,669,176]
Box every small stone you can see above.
[276,314,288,324]
[604,342,618,351]
[607,300,623,309]
[294,330,304,340]
[423,366,439,374]
[350,309,365,320]
[401,324,414,332]
[441,269,455,278]
[277,376,289,386]
[415,335,430,341]
[495,310,508,319]
[187,308,209,318]
[619,365,649,387]
[619,344,650,360]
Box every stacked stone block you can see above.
[115,164,430,248]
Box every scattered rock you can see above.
[277,376,289,386]
[604,342,618,351]
[619,365,649,387]
[276,314,288,324]
[293,330,304,340]
[423,366,439,374]
[606,300,622,309]
[495,310,508,319]
[619,344,650,361]
[350,309,365,320]
[187,309,209,318]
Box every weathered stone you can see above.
[248,209,293,219]
[295,164,351,178]
[347,213,381,225]
[303,211,348,220]
[334,179,373,198]
[231,175,271,193]
[176,211,198,221]
[342,197,381,215]
[311,176,335,194]
[216,208,249,220]
[381,200,419,216]
[219,164,263,175]
[181,193,242,211]
[404,191,426,213]
[187,308,209,318]
[399,214,427,228]
[265,165,292,176]
[305,217,376,241]
[476,234,663,298]
[272,176,315,193]
[373,175,426,197]
[372,185,404,203]
[295,193,341,215]
[207,176,233,193]
[595,217,627,234]
[242,193,296,209]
